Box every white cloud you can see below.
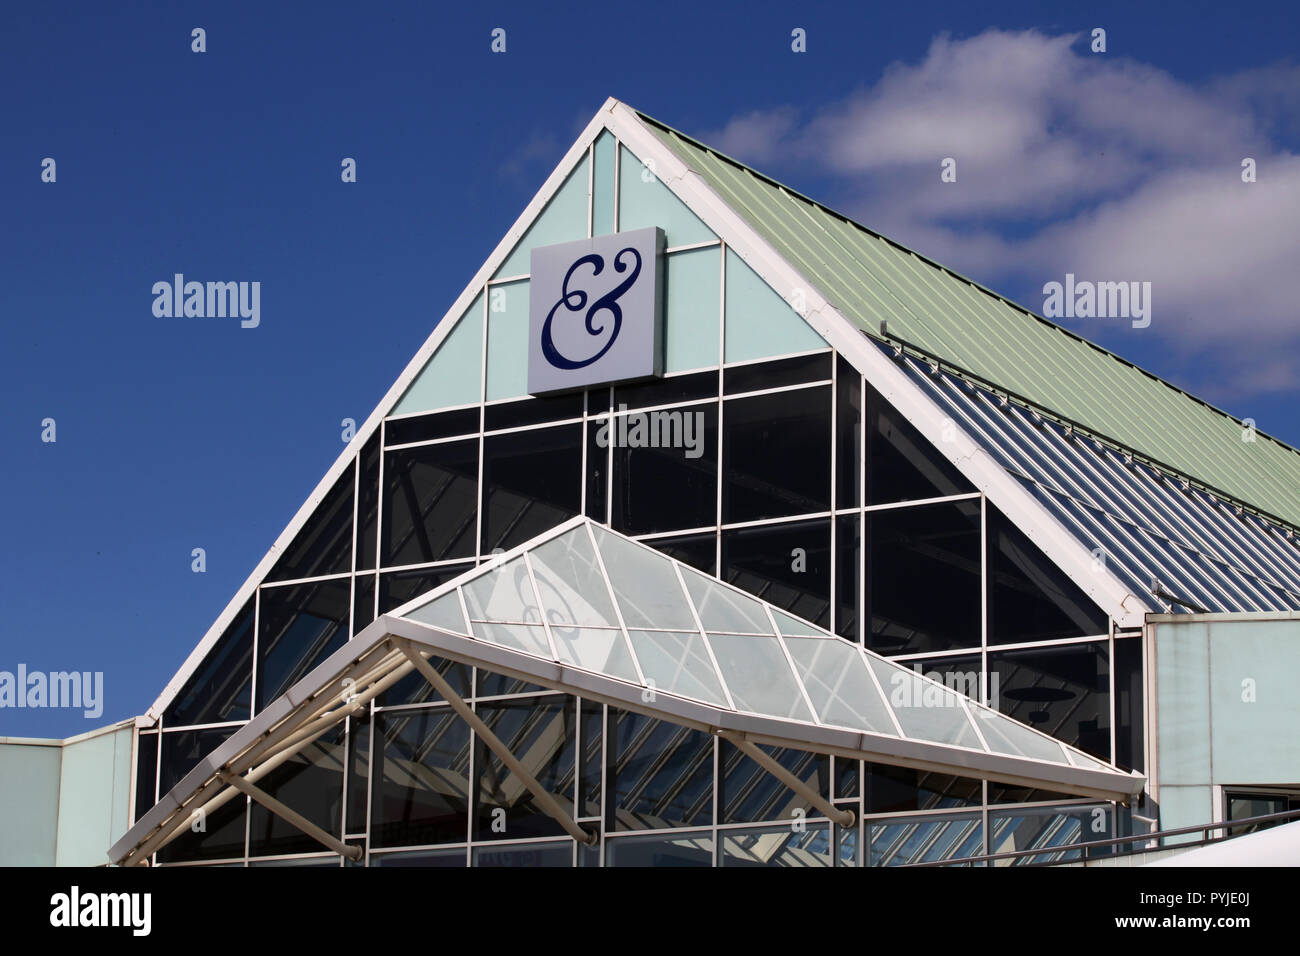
[703,29,1300,397]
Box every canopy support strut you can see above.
[394,638,597,846]
[218,772,362,861]
[720,731,856,828]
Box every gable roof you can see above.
[636,110,1300,532]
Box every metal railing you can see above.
[903,806,1300,867]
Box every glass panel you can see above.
[866,763,982,814]
[722,385,831,523]
[405,590,468,633]
[579,699,603,818]
[610,709,713,830]
[606,831,713,866]
[584,418,607,521]
[257,578,351,710]
[771,606,829,637]
[371,710,471,847]
[352,573,376,635]
[469,621,551,658]
[163,600,253,726]
[865,498,981,655]
[475,697,575,841]
[392,292,483,415]
[618,144,714,246]
[530,528,619,628]
[723,247,827,363]
[865,384,974,504]
[664,247,721,372]
[987,506,1108,644]
[988,805,1103,864]
[647,531,716,574]
[708,634,814,722]
[266,463,354,581]
[385,407,479,446]
[613,370,717,409]
[721,519,831,630]
[483,392,583,431]
[721,823,834,867]
[989,643,1111,761]
[626,630,727,706]
[720,740,829,823]
[249,725,345,857]
[345,716,369,834]
[357,431,380,570]
[379,653,471,708]
[610,401,718,535]
[382,439,478,566]
[869,811,983,866]
[785,637,896,734]
[724,352,831,395]
[371,847,465,867]
[552,626,638,681]
[158,728,246,863]
[133,733,158,823]
[1115,636,1143,772]
[680,566,773,634]
[835,514,860,642]
[463,556,540,623]
[974,708,1068,764]
[380,564,471,614]
[474,841,573,867]
[867,658,982,748]
[592,526,696,630]
[481,425,581,553]
[836,355,861,508]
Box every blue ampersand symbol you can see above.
[541,247,641,369]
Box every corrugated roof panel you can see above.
[641,112,1300,529]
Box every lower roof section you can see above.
[111,518,1143,865]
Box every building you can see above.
[6,97,1300,868]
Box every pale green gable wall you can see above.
[0,740,61,865]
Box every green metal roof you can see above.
[637,110,1300,531]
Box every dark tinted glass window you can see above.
[584,420,607,521]
[720,740,828,823]
[379,563,472,614]
[474,842,573,867]
[865,499,981,654]
[481,425,581,552]
[134,733,158,823]
[1115,637,1143,772]
[610,709,713,831]
[484,393,583,431]
[615,370,718,408]
[371,710,471,847]
[989,642,1111,760]
[649,531,716,574]
[722,519,831,630]
[345,716,370,834]
[356,432,380,570]
[987,506,1109,643]
[866,385,973,504]
[475,697,575,841]
[266,463,354,581]
[724,352,831,395]
[385,407,480,446]
[379,653,471,708]
[249,725,345,857]
[257,578,351,709]
[611,403,717,535]
[382,439,478,566]
[352,573,375,635]
[865,763,982,814]
[836,356,861,507]
[163,600,253,726]
[835,515,859,641]
[579,699,602,818]
[723,386,831,523]
[158,727,246,862]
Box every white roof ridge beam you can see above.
[606,103,1148,629]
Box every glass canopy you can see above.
[397,516,1137,791]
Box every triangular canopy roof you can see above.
[113,518,1143,864]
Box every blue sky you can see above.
[3,0,1297,736]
